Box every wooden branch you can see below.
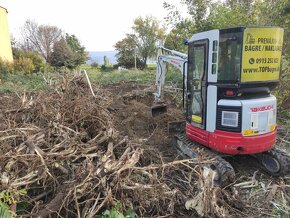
[82,70,96,97]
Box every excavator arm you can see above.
[152,46,188,116]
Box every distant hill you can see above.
[87,51,117,65]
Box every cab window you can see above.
[218,32,242,82]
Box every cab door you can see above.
[187,40,208,129]
[186,30,219,132]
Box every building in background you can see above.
[0,6,13,62]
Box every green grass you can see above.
[0,73,50,93]
[87,69,154,84]
[82,64,183,86]
[0,65,183,94]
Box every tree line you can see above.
[1,20,87,74]
[115,0,290,69]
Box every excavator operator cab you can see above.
[185,26,283,154]
[153,26,290,182]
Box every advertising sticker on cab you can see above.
[241,28,284,82]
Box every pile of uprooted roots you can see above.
[0,74,284,217]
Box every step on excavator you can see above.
[152,26,290,186]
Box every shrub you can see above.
[0,58,14,75]
[100,65,114,72]
[113,64,119,69]
[91,62,99,68]
[13,49,45,73]
[101,64,107,71]
[42,64,56,74]
[14,57,35,74]
[24,51,45,72]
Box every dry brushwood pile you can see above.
[0,74,290,217]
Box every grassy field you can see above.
[0,64,183,93]
[0,73,49,93]
[81,64,182,85]
[84,67,155,84]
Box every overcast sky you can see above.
[0,0,185,51]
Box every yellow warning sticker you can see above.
[192,115,202,124]
[241,28,284,82]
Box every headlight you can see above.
[221,111,239,127]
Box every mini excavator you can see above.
[152,26,290,185]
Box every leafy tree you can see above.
[21,20,62,63]
[50,37,74,69]
[51,34,87,69]
[182,0,212,31]
[205,0,289,29]
[65,34,87,66]
[114,36,142,69]
[164,19,195,52]
[115,16,165,69]
[131,16,166,68]
[164,0,290,53]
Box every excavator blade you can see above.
[151,103,167,117]
[168,120,186,134]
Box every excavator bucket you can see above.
[151,103,167,117]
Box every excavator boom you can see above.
[151,46,187,116]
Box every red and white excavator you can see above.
[152,26,290,185]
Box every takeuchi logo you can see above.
[250,105,273,112]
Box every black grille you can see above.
[216,106,242,132]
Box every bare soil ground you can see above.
[0,76,289,217]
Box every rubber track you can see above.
[175,134,235,187]
[265,148,290,176]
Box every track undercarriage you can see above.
[253,149,290,176]
[173,133,290,187]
